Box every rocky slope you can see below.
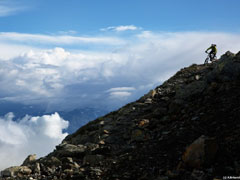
[2,51,240,180]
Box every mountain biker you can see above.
[205,44,217,61]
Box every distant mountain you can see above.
[2,51,240,180]
[0,102,109,134]
[58,108,109,133]
[0,101,45,118]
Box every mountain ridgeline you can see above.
[1,51,240,180]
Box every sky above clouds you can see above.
[1,0,240,33]
[1,0,240,170]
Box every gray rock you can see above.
[195,75,201,80]
[85,143,100,151]
[43,156,62,167]
[1,166,32,177]
[144,98,153,104]
[90,167,103,176]
[56,143,87,157]
[22,154,37,166]
[62,157,73,164]
[33,163,41,174]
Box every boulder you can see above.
[56,143,86,157]
[22,154,37,166]
[182,135,218,168]
[219,51,235,61]
[1,166,32,177]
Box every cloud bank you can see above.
[1,31,240,111]
[0,112,68,170]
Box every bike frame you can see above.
[204,52,217,64]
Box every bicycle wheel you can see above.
[204,57,209,64]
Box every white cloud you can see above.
[109,91,132,99]
[101,25,140,32]
[0,1,26,17]
[107,87,136,92]
[0,31,240,111]
[107,87,136,99]
[0,42,41,60]
[0,32,125,46]
[0,112,68,170]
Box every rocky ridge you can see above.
[1,51,240,180]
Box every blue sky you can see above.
[1,0,240,170]
[1,0,240,33]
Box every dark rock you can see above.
[47,156,62,166]
[182,135,218,168]
[191,169,206,180]
[131,129,145,142]
[83,155,104,165]
[33,162,41,174]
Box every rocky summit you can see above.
[2,51,240,180]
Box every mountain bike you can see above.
[204,52,217,64]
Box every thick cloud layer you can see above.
[0,112,68,170]
[1,31,240,111]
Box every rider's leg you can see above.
[211,53,216,61]
[209,53,214,61]
[213,53,216,59]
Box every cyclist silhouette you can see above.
[205,44,217,62]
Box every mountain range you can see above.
[0,102,109,134]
